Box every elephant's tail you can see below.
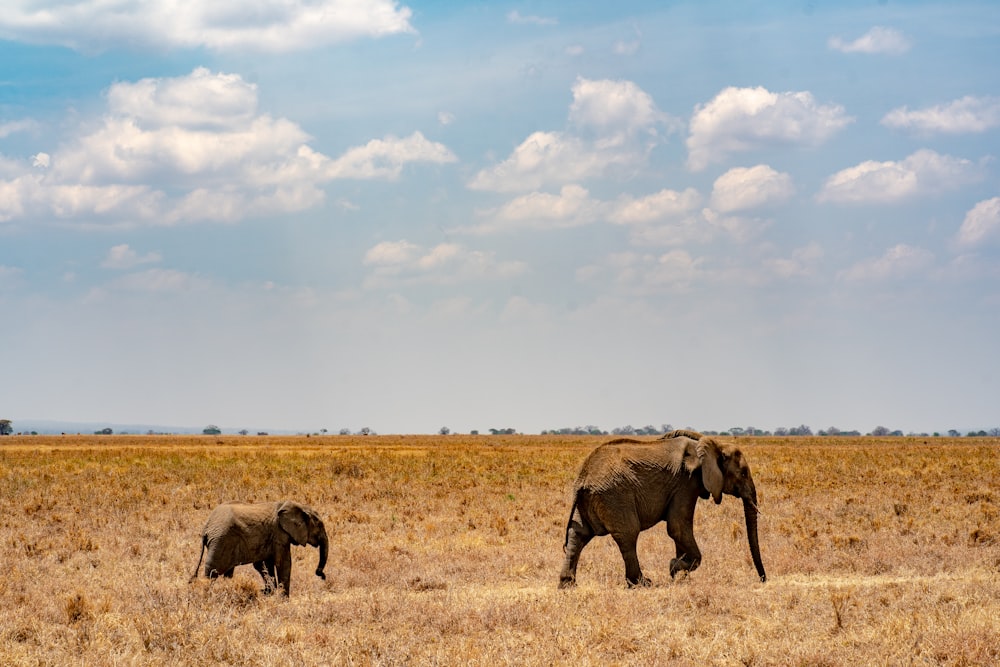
[562,490,581,553]
[190,534,207,583]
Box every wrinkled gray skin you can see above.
[559,430,766,588]
[191,500,328,596]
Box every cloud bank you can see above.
[0,68,455,227]
[0,0,415,52]
[817,149,981,204]
[882,96,1000,134]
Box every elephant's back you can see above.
[202,501,278,535]
[574,440,683,492]
[203,502,241,527]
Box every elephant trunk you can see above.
[742,491,766,583]
[315,528,328,580]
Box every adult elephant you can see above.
[558,430,766,588]
[191,500,328,596]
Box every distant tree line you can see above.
[336,427,375,436]
[540,424,673,436]
[3,416,999,438]
[539,423,1000,438]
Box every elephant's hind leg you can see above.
[559,521,594,589]
[612,531,650,587]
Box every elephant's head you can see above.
[696,438,766,582]
[277,501,329,580]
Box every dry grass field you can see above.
[1,434,998,665]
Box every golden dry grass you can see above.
[1,434,998,665]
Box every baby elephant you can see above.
[191,500,328,595]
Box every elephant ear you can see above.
[681,438,702,475]
[277,502,309,546]
[697,437,724,504]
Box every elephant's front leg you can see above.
[612,531,650,587]
[666,519,702,578]
[253,560,277,594]
[559,520,594,589]
[274,548,292,596]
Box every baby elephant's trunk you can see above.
[315,528,328,580]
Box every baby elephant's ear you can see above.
[697,438,724,504]
[277,502,309,545]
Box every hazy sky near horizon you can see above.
[1,1,998,435]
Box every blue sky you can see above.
[1,1,998,435]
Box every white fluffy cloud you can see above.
[101,244,162,269]
[326,132,457,180]
[469,77,672,192]
[818,149,980,204]
[465,183,706,238]
[710,165,795,212]
[609,188,702,225]
[106,68,258,129]
[363,240,527,288]
[568,77,666,142]
[956,197,1000,248]
[53,70,312,186]
[464,179,772,247]
[467,132,600,193]
[828,27,911,55]
[600,184,770,247]
[364,240,422,267]
[1,68,455,227]
[837,244,934,283]
[0,0,414,53]
[687,86,852,171]
[882,96,1000,134]
[466,185,602,234]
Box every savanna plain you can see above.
[1,434,998,666]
